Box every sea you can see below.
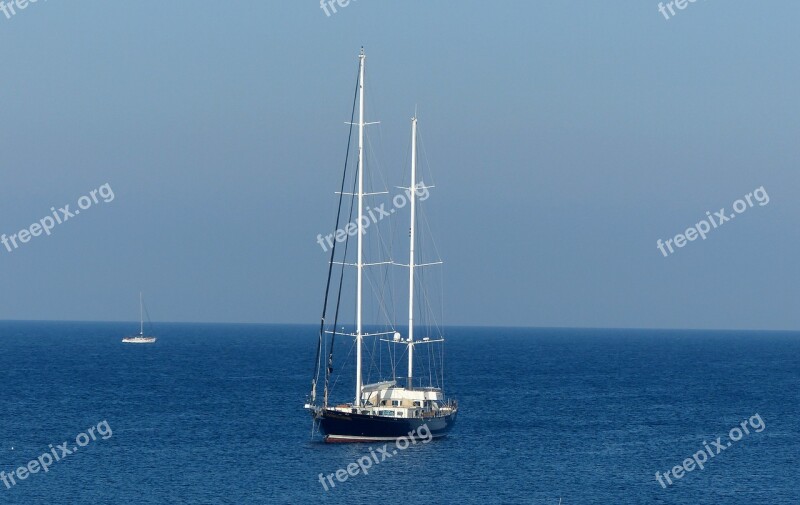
[0,321,797,504]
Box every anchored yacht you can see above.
[305,49,457,442]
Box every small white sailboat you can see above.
[122,292,157,344]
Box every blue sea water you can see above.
[0,322,797,504]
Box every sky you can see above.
[0,1,798,330]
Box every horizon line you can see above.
[0,319,798,334]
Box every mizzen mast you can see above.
[407,115,418,389]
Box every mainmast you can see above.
[139,292,144,336]
[355,48,365,407]
[407,116,418,389]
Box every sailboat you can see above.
[305,49,457,442]
[122,292,157,344]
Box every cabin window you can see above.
[413,401,421,407]
[391,400,400,407]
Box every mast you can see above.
[407,115,417,389]
[355,48,365,407]
[139,292,144,336]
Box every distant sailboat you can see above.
[122,292,157,344]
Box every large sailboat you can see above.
[305,49,457,442]
[122,292,157,344]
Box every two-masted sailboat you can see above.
[122,292,157,344]
[305,49,457,442]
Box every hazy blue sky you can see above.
[1,1,798,330]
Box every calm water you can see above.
[0,322,797,504]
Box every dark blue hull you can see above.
[319,409,457,443]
